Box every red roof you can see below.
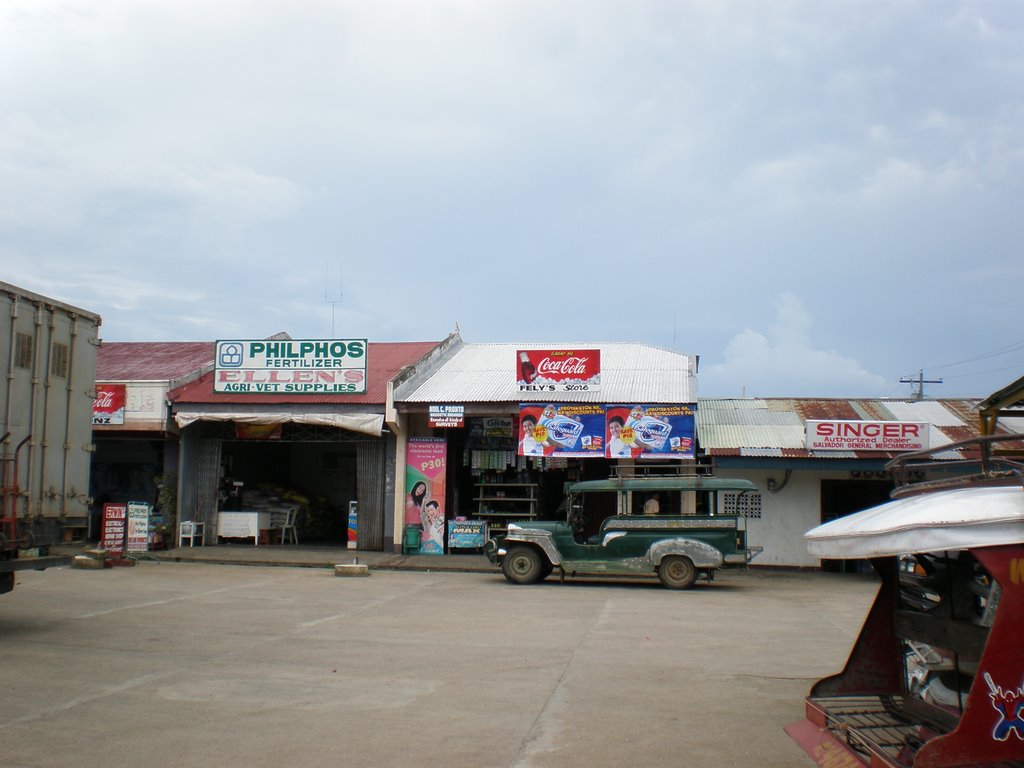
[97,342,214,381]
[168,341,440,406]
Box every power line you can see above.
[925,338,1024,371]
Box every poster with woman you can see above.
[406,437,447,555]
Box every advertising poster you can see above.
[518,403,606,458]
[92,384,126,425]
[447,519,488,549]
[405,438,447,555]
[516,349,601,393]
[605,404,696,460]
[126,501,151,554]
[100,502,127,554]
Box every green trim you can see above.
[568,477,758,493]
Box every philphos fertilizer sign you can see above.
[215,339,367,394]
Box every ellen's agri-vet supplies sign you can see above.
[215,339,367,394]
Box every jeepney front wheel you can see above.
[502,546,545,585]
[658,556,697,590]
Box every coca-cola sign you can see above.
[516,349,601,392]
[93,384,126,425]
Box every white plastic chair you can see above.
[178,520,205,547]
[278,507,299,545]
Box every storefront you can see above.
[695,397,995,568]
[91,341,216,543]
[166,335,445,549]
[388,341,700,553]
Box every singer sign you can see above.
[516,349,601,393]
[806,420,930,452]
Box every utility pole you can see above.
[324,263,343,338]
[900,369,943,401]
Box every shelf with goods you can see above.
[475,482,539,536]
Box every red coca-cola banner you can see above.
[93,384,126,425]
[516,349,601,393]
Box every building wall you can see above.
[716,468,856,568]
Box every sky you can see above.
[2,1,1023,400]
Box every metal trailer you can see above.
[0,282,101,594]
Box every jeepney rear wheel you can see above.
[658,556,697,590]
[502,546,544,585]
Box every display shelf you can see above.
[475,483,538,536]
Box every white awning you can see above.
[173,411,384,437]
[805,485,1024,559]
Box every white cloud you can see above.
[700,293,888,398]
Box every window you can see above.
[15,333,33,369]
[722,491,762,519]
[51,342,69,378]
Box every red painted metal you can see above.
[789,546,1024,767]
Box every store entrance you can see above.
[819,478,893,573]
[218,436,358,545]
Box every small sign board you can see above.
[429,404,465,428]
[100,503,127,554]
[347,501,358,550]
[126,502,151,555]
[447,519,488,549]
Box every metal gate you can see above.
[356,440,385,550]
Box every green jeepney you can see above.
[484,475,762,589]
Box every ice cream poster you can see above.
[605,404,696,459]
[405,438,447,555]
[518,403,606,458]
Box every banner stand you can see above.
[126,501,159,563]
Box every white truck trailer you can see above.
[1,281,101,594]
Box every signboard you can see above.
[468,417,513,438]
[100,502,127,554]
[126,501,151,555]
[447,519,487,549]
[517,349,601,393]
[93,384,126,425]
[234,423,283,440]
[347,501,358,550]
[605,404,696,460]
[214,339,367,394]
[518,403,606,458]
[405,438,447,555]
[806,420,930,452]
[517,404,696,460]
[429,404,465,428]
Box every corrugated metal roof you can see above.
[698,398,993,461]
[394,343,697,404]
[97,341,214,381]
[167,341,440,406]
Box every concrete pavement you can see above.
[55,541,496,573]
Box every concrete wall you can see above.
[716,468,853,568]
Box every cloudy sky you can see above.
[3,1,1022,399]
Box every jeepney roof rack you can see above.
[886,433,1024,499]
[609,462,712,479]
